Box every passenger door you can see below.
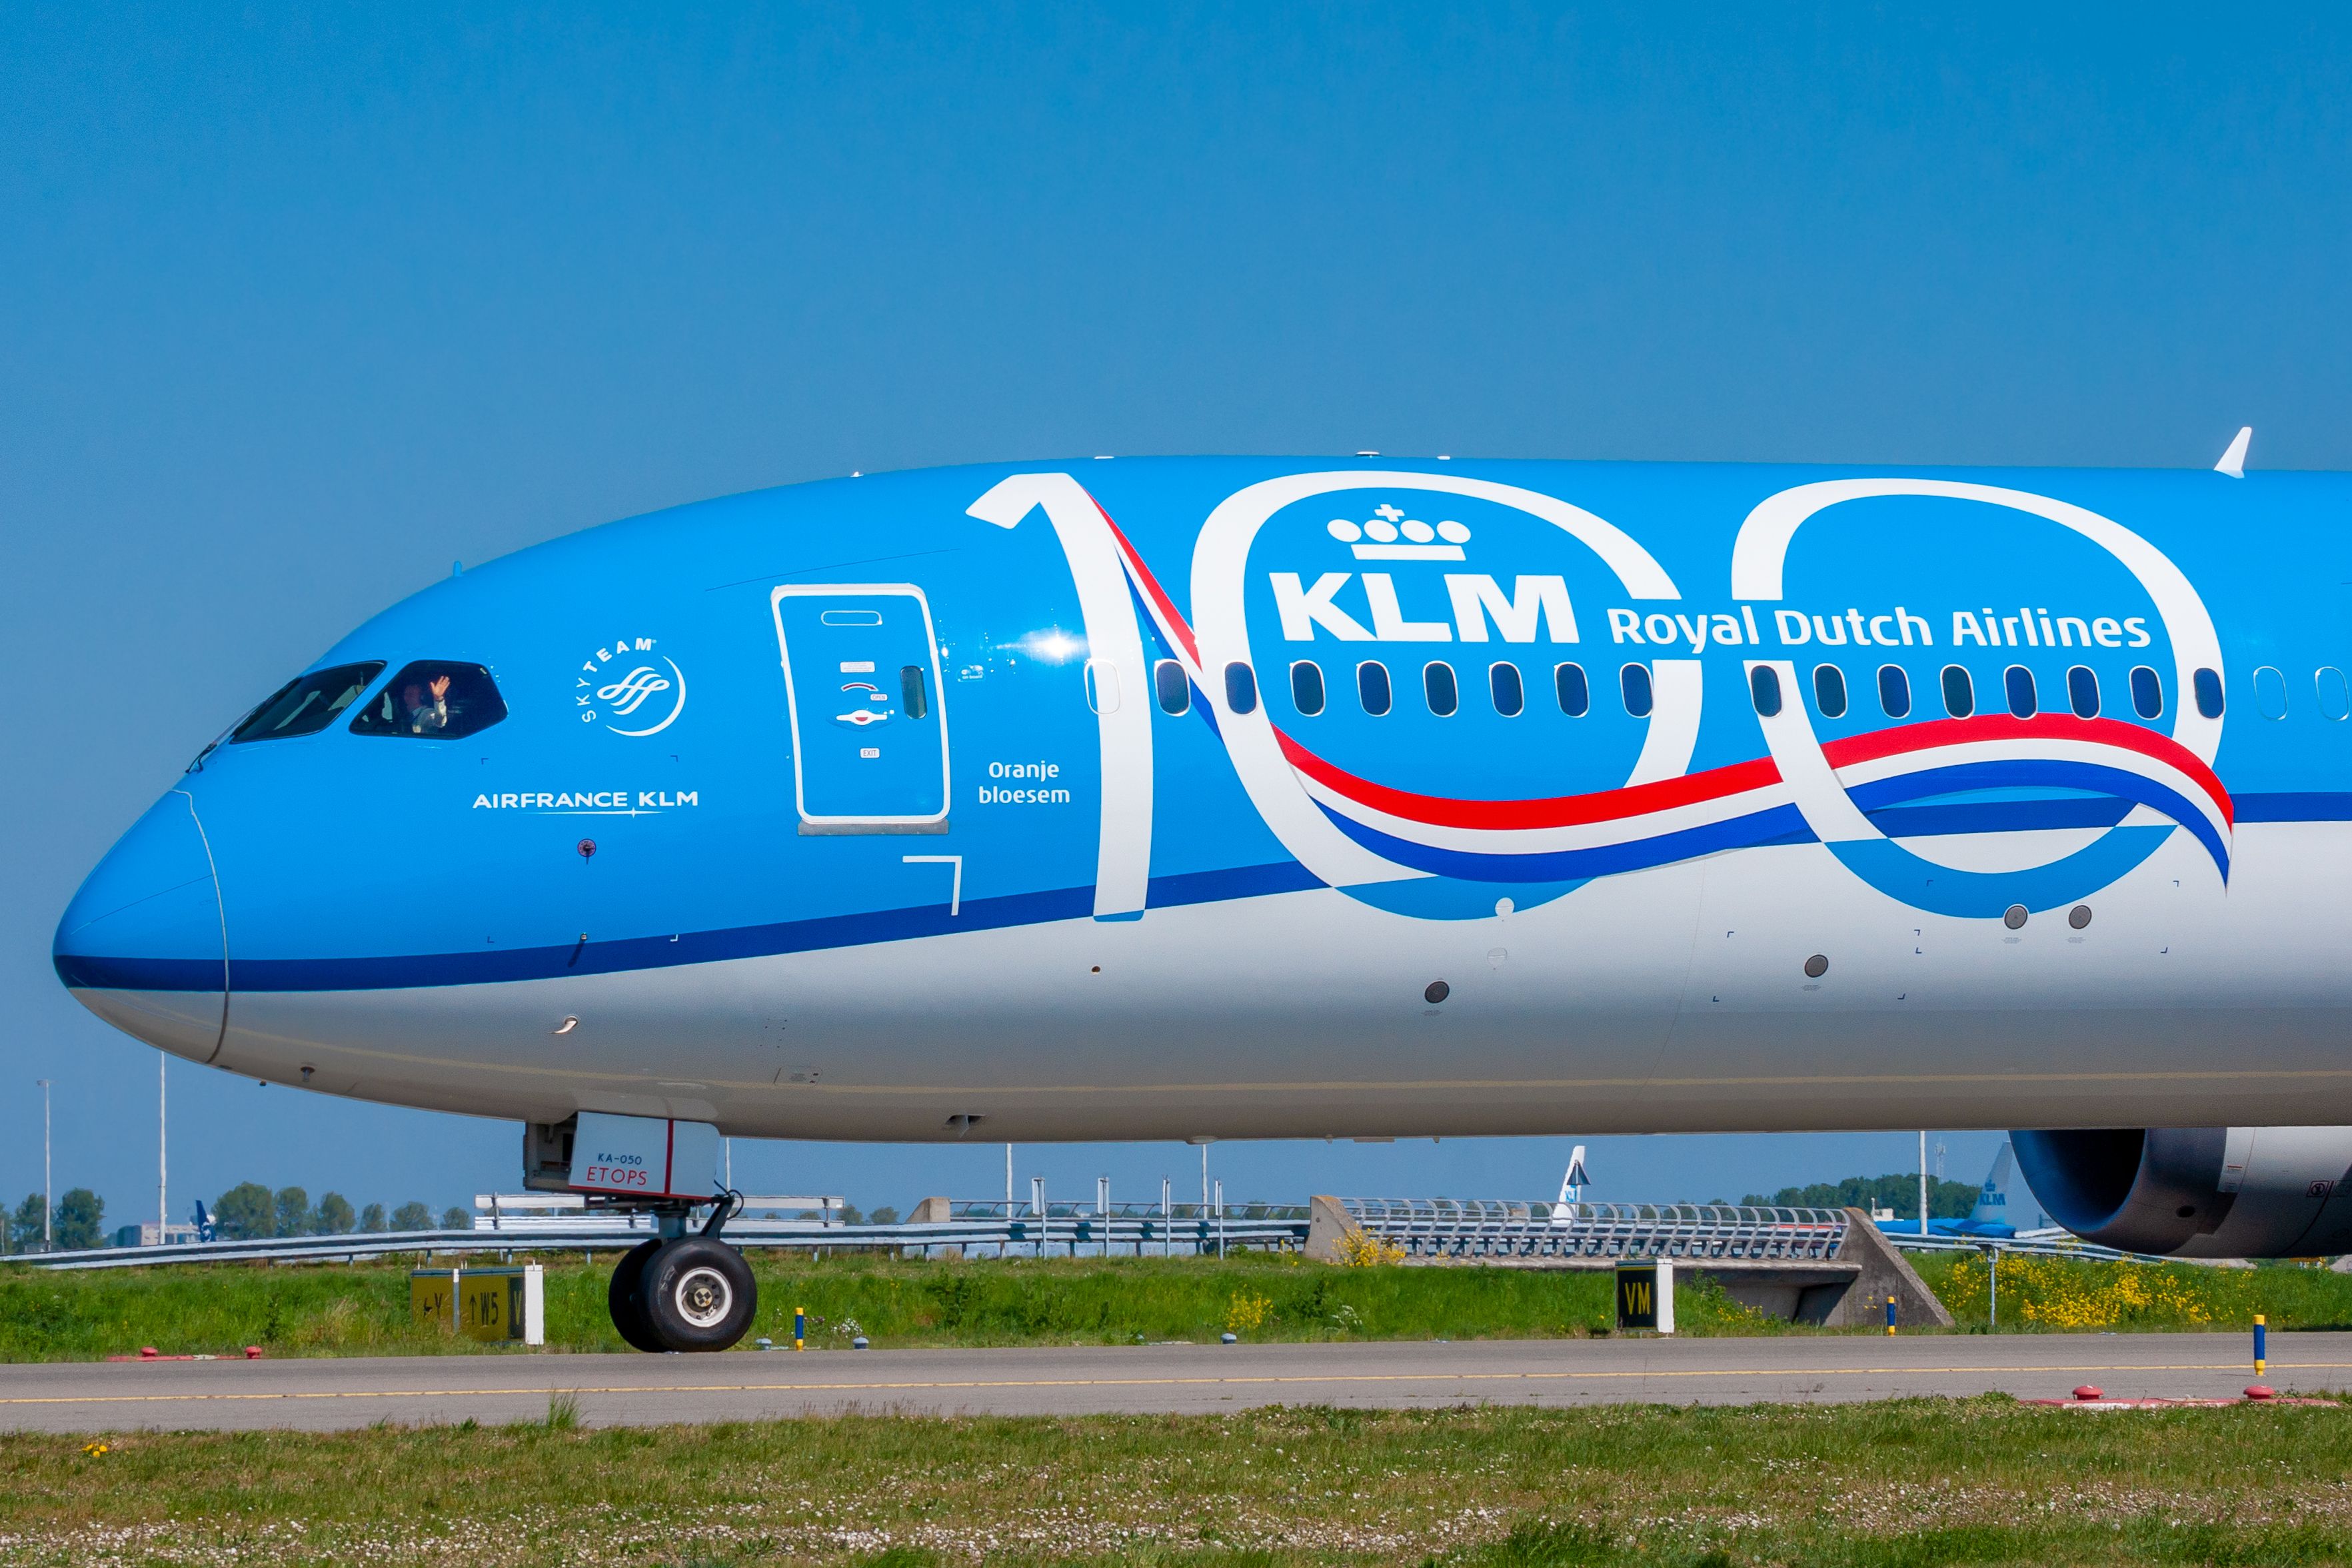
[771,585,950,834]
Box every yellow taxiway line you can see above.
[1,1361,2345,1408]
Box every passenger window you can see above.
[231,662,386,743]
[1749,664,1782,717]
[1358,661,1393,716]
[1877,664,1911,719]
[1223,662,1258,716]
[1290,660,1326,716]
[2004,665,2037,718]
[1620,663,1654,718]
[1554,662,1590,717]
[1154,659,1190,716]
[900,665,930,720]
[1084,660,1119,715]
[2319,667,2351,721]
[2067,665,2099,719]
[1941,664,1974,718]
[1424,662,1459,716]
[1812,664,1847,719]
[2193,667,2224,719]
[2254,665,2287,720]
[2129,665,2163,720]
[349,662,505,740]
[1490,662,1524,717]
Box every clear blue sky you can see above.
[5,5,2344,1229]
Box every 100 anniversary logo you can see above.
[1059,471,2229,923]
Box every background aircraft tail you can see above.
[1552,1144,1589,1219]
[1969,1141,2017,1229]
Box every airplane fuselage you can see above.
[53,456,2352,1144]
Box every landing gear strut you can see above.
[604,1193,756,1352]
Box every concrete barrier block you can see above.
[1829,1207,1954,1328]
[1305,1195,1353,1263]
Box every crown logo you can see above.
[1326,504,1471,561]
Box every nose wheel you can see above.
[641,1237,758,1349]
[607,1233,758,1353]
[606,1239,669,1353]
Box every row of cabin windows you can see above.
[1154,656,2323,724]
[1156,658,1617,719]
[1750,662,2187,722]
[1751,662,2352,722]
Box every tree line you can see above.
[2,1185,474,1252]
[1740,1173,1987,1218]
[4,1189,105,1251]
[207,1183,471,1241]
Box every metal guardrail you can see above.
[5,1227,558,1271]
[1338,1197,1851,1263]
[950,1199,1311,1223]
[15,1191,2218,1273]
[474,1193,844,1228]
[1881,1229,2143,1264]
[3,1210,1310,1271]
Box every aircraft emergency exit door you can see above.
[771,585,950,834]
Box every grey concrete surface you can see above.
[0,1333,2341,1433]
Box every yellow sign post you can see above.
[1615,1259,1675,1333]
[409,1268,459,1331]
[411,1265,546,1344]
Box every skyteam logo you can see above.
[602,666,673,716]
[576,636,688,737]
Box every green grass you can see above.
[1910,1251,2352,1333]
[5,1249,2348,1363]
[9,1398,2352,1565]
[0,1253,1722,1361]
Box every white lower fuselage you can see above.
[82,821,2351,1141]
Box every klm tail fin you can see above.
[1552,1144,1590,1219]
[1969,1141,2015,1227]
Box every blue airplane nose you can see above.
[53,789,229,1061]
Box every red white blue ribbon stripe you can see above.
[1090,493,2233,890]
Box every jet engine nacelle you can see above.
[2013,1127,2352,1258]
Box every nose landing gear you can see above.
[604,1195,758,1352]
[638,1237,757,1349]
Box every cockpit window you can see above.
[349,661,507,739]
[229,662,386,744]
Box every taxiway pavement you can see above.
[0,1333,2342,1432]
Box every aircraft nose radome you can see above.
[53,790,229,1060]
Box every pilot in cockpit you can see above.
[402,672,453,734]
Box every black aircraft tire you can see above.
[640,1236,758,1352]
[607,1237,668,1353]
